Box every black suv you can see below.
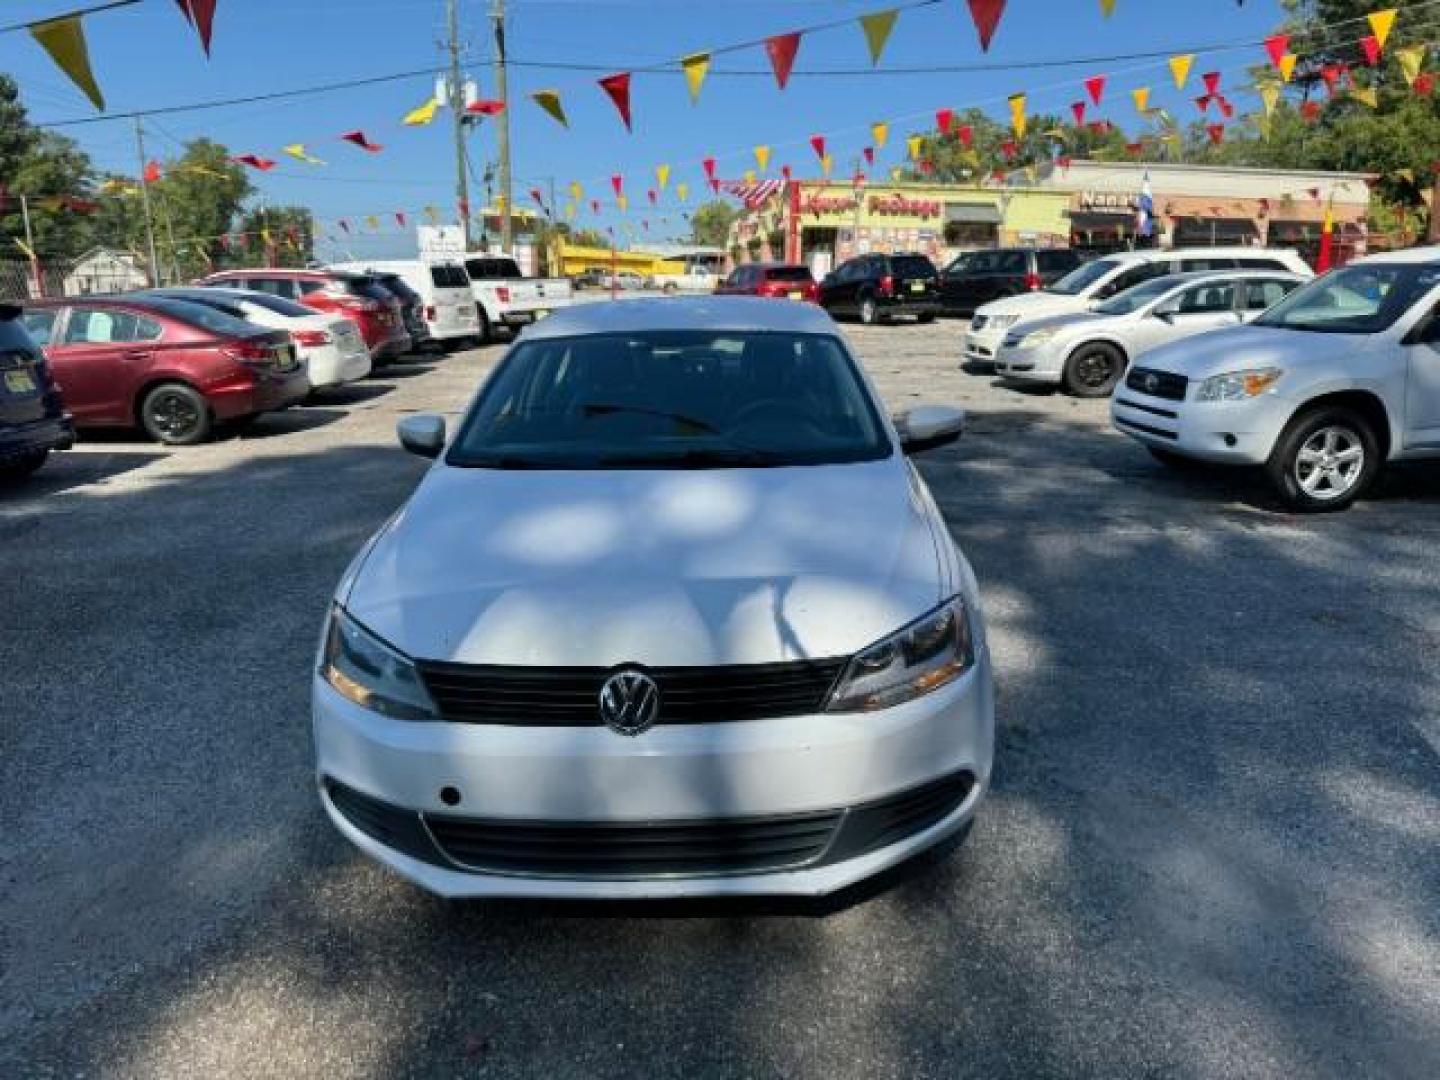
[0,303,73,483]
[818,253,940,325]
[939,247,1083,317]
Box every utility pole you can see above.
[133,118,161,286]
[18,194,39,297]
[492,0,514,252]
[447,0,473,251]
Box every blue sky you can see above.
[10,0,1293,257]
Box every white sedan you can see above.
[155,287,371,390]
[312,297,994,898]
[993,271,1306,396]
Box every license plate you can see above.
[788,291,803,300]
[4,369,36,394]
[910,281,926,293]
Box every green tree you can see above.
[569,227,610,249]
[0,75,99,266]
[238,205,314,269]
[690,200,739,247]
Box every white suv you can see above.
[964,247,1313,365]
[1111,248,1440,511]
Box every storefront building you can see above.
[730,182,1072,277]
[1022,160,1373,265]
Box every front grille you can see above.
[416,658,848,726]
[325,770,976,880]
[427,806,842,878]
[1126,367,1189,402]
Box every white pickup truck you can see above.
[463,253,572,342]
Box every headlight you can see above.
[994,314,1021,329]
[1195,367,1283,403]
[320,606,439,721]
[826,598,975,713]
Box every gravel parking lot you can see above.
[4,315,1438,1079]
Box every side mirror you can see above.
[895,405,966,455]
[397,413,446,459]
[1154,308,1176,324]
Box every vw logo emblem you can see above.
[598,669,660,736]
[1143,373,1159,393]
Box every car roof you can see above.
[1101,246,1299,264]
[1354,245,1440,265]
[523,296,838,340]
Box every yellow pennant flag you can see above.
[569,181,584,202]
[1279,54,1297,83]
[1024,163,1039,184]
[1351,85,1378,108]
[676,181,689,202]
[858,9,899,65]
[30,16,105,111]
[889,166,903,182]
[1131,86,1150,113]
[820,153,834,177]
[1168,53,1194,90]
[617,194,629,212]
[754,145,771,172]
[404,97,440,126]
[681,52,711,104]
[1259,82,1282,117]
[1100,0,1117,15]
[1397,167,1416,184]
[907,134,923,160]
[1368,8,1397,51]
[283,143,325,165]
[531,89,568,126]
[871,121,889,149]
[364,215,380,231]
[1397,44,1427,87]
[261,227,274,247]
[564,202,576,220]
[1008,92,1027,139]
[744,170,757,185]
[656,164,671,190]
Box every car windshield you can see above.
[1094,276,1182,316]
[1253,263,1439,334]
[890,255,936,278]
[1047,257,1121,296]
[447,330,892,470]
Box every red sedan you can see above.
[197,269,411,361]
[20,295,309,445]
[714,263,820,302]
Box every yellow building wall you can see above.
[552,242,686,278]
[1002,193,1072,239]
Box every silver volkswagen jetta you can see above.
[312,298,994,898]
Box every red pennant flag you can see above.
[530,187,545,206]
[1360,35,1381,66]
[1301,100,1323,122]
[1084,75,1106,106]
[598,72,633,131]
[647,189,657,206]
[143,160,162,183]
[989,168,1006,182]
[999,139,1017,159]
[1126,141,1143,155]
[341,130,383,152]
[958,124,974,149]
[174,0,217,55]
[1416,72,1436,96]
[966,0,1007,52]
[920,159,935,175]
[809,135,826,162]
[1218,97,1235,119]
[1057,155,1072,169]
[590,199,600,213]
[1202,71,1221,96]
[1071,101,1086,125]
[765,32,802,90]
[702,157,718,192]
[1263,33,1289,68]
[1195,94,1212,113]
[610,174,624,198]
[1206,123,1225,145]
[232,154,275,171]
[936,108,954,136]
[862,146,875,165]
[466,99,505,115]
[395,211,406,228]
[781,164,792,182]
[458,197,470,219]
[1320,64,1344,95]
[1087,119,1112,134]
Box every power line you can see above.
[0,0,142,36]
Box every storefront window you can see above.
[943,220,999,247]
[1172,216,1260,248]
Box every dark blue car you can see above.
[0,302,73,482]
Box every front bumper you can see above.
[1111,389,1290,464]
[963,325,1009,363]
[311,652,994,898]
[993,341,1063,384]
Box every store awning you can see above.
[945,203,1002,224]
[1068,210,1133,231]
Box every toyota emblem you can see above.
[1143,373,1159,394]
[598,669,660,736]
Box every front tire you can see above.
[140,383,212,445]
[1265,406,1379,512]
[0,449,49,482]
[1062,342,1125,398]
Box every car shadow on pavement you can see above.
[310,382,395,407]
[4,415,1440,1079]
[0,450,167,501]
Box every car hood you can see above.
[1005,310,1115,338]
[977,291,1090,320]
[1135,323,1364,379]
[344,459,945,667]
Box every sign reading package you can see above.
[867,194,943,219]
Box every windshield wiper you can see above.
[597,448,789,469]
[582,403,721,434]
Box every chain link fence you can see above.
[0,255,157,303]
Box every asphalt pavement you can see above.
[3,315,1438,1079]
